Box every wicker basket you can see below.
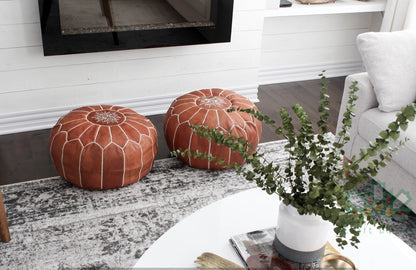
[296,0,336,4]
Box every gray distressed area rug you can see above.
[0,139,415,269]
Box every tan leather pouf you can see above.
[49,105,157,190]
[164,88,262,169]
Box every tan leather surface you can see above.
[49,105,157,190]
[164,89,261,169]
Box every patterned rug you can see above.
[0,139,415,269]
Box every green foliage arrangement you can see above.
[172,74,416,248]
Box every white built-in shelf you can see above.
[264,0,386,17]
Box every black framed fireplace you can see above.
[38,0,234,56]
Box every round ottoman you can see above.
[49,105,157,190]
[164,88,262,169]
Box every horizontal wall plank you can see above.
[263,13,373,35]
[232,10,264,31]
[0,30,262,71]
[261,28,368,52]
[0,68,259,114]
[0,49,260,93]
[261,45,362,69]
[259,60,364,85]
[0,23,41,48]
[0,0,39,25]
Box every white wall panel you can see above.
[0,0,39,25]
[259,12,382,84]
[0,23,41,48]
[0,49,260,95]
[261,29,365,52]
[262,45,362,68]
[0,0,266,134]
[232,10,264,31]
[0,30,262,71]
[0,68,259,113]
[0,0,386,134]
[262,13,373,35]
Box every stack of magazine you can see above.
[229,227,322,270]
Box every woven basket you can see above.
[296,0,336,4]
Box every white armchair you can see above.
[336,7,416,212]
[336,22,416,213]
[337,0,416,214]
[336,72,416,213]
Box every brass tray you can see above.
[320,254,356,269]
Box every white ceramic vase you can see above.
[274,203,332,263]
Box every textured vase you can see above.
[49,105,157,190]
[274,204,332,263]
[164,88,262,169]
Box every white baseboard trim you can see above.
[259,61,365,85]
[0,85,259,135]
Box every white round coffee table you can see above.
[133,188,416,269]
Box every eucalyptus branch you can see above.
[318,72,330,134]
[336,80,360,149]
[170,74,416,249]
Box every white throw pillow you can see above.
[356,30,416,112]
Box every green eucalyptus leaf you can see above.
[388,122,399,131]
[400,123,408,131]
[403,105,415,118]
[390,131,400,141]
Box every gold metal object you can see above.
[320,254,356,270]
[195,252,245,270]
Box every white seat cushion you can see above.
[357,30,416,112]
[358,108,416,177]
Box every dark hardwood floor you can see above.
[258,76,346,143]
[0,77,346,185]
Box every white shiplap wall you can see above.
[0,0,385,135]
[0,0,266,134]
[259,12,383,84]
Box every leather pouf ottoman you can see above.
[49,105,157,190]
[164,88,262,169]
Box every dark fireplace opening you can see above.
[38,0,234,56]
